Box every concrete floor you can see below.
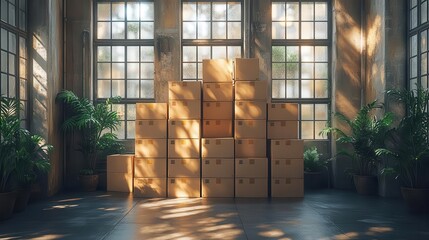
[0,190,428,240]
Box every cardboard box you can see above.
[235,81,268,100]
[235,101,267,120]
[168,139,200,158]
[133,178,166,198]
[168,81,201,100]
[268,103,299,121]
[271,178,304,198]
[135,120,167,139]
[107,154,134,173]
[203,83,233,101]
[202,120,233,138]
[168,178,200,198]
[271,139,304,159]
[203,102,233,120]
[235,139,266,158]
[134,158,166,178]
[235,120,266,139]
[168,100,201,120]
[235,178,267,197]
[168,120,200,139]
[136,103,168,120]
[107,172,133,192]
[235,58,259,81]
[202,178,234,198]
[271,159,304,179]
[168,158,200,178]
[135,139,167,158]
[202,59,233,83]
[202,158,234,178]
[235,158,268,178]
[201,138,234,158]
[267,120,298,139]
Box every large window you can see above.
[95,0,155,139]
[409,0,428,89]
[271,0,330,140]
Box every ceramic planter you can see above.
[353,175,378,195]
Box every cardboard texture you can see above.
[135,139,167,158]
[134,158,166,178]
[168,178,201,198]
[168,120,201,139]
[235,178,267,197]
[168,139,200,158]
[271,159,304,179]
[133,178,167,198]
[271,178,304,198]
[135,120,167,139]
[201,138,234,158]
[202,120,233,138]
[268,103,299,121]
[202,158,234,178]
[203,83,233,101]
[107,154,134,173]
[202,178,234,198]
[136,103,168,120]
[168,158,200,178]
[235,139,267,158]
[234,58,259,81]
[235,158,268,178]
[235,120,266,139]
[107,173,133,192]
[168,81,201,100]
[203,102,233,120]
[235,81,268,100]
[271,139,304,159]
[202,59,233,82]
[235,101,267,120]
[267,120,298,139]
[168,100,201,120]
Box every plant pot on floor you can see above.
[13,187,31,213]
[401,187,429,214]
[304,172,324,189]
[0,191,16,221]
[79,174,99,192]
[353,175,378,195]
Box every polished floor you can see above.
[0,189,428,240]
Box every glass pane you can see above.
[301,63,314,79]
[422,53,428,75]
[422,1,428,24]
[301,104,314,120]
[112,46,125,62]
[228,22,241,39]
[127,63,139,79]
[228,2,241,21]
[411,57,418,78]
[422,30,428,52]
[302,121,314,139]
[19,78,26,100]
[127,121,135,139]
[140,63,154,78]
[411,8,417,29]
[315,104,328,120]
[301,46,314,62]
[301,2,314,21]
[127,104,136,120]
[9,4,15,26]
[183,22,197,39]
[183,46,197,62]
[315,22,328,39]
[112,3,125,20]
[272,46,286,62]
[98,3,110,21]
[212,46,226,59]
[315,121,327,139]
[1,28,6,50]
[8,76,15,97]
[1,0,7,23]
[19,11,25,31]
[286,63,299,79]
[422,76,428,88]
[127,80,139,98]
[19,37,26,58]
[411,0,418,8]
[127,22,139,39]
[197,2,210,21]
[127,2,139,21]
[141,2,154,21]
[98,46,111,62]
[301,22,314,39]
[141,22,154,39]
[97,80,110,98]
[198,62,203,79]
[315,46,328,62]
[112,22,125,39]
[287,46,299,62]
[286,22,299,39]
[272,22,285,39]
[410,78,418,90]
[213,2,226,20]
[198,21,211,39]
[1,51,6,72]
[183,2,197,21]
[228,46,241,59]
[127,46,139,62]
[315,3,328,21]
[112,63,125,79]
[315,80,328,98]
[8,53,15,74]
[141,80,154,98]
[97,22,111,39]
[141,46,154,62]
[112,80,125,98]
[286,80,299,98]
[8,33,16,54]
[286,2,299,21]
[1,73,6,96]
[198,46,211,61]
[212,22,226,39]
[272,63,285,79]
[272,3,285,21]
[315,63,328,78]
[183,63,197,79]
[272,80,286,98]
[302,80,314,98]
[19,58,25,77]
[411,34,418,56]
[112,104,126,121]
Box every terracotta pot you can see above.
[79,174,99,192]
[353,175,378,195]
[0,191,16,221]
[14,187,32,213]
[304,171,324,189]
[401,187,429,214]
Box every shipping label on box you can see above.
[168,100,201,120]
[168,178,201,198]
[107,172,133,192]
[168,158,200,178]
[168,81,201,100]
[235,81,268,100]
[168,120,200,139]
[234,58,259,81]
[271,159,304,179]
[271,139,304,159]
[202,120,233,138]
[135,139,167,158]
[134,158,166,178]
[235,178,267,198]
[201,138,234,158]
[202,59,233,83]
[202,158,234,178]
[136,103,167,120]
[271,178,304,198]
[107,154,134,173]
[235,101,267,120]
[235,158,268,178]
[135,120,167,139]
[235,120,266,139]
[133,178,166,198]
[202,178,234,198]
[235,139,267,158]
[267,120,298,139]
[203,83,233,101]
[268,103,299,121]
[168,139,200,158]
[203,102,233,120]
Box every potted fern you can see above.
[304,147,328,189]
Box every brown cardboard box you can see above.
[234,58,259,81]
[271,139,304,159]
[135,120,167,139]
[235,158,268,178]
[235,81,268,100]
[203,120,233,138]
[203,83,233,101]
[268,103,299,121]
[271,178,304,198]
[235,101,267,120]
[168,120,200,139]
[235,178,267,197]
[107,154,134,173]
[168,100,201,120]
[267,120,298,139]
[168,178,200,198]
[201,138,234,158]
[202,178,234,198]
[134,158,166,178]
[168,139,200,158]
[202,158,234,178]
[168,158,200,178]
[235,120,266,139]
[202,59,233,83]
[235,139,266,158]
[135,139,167,158]
[168,81,201,100]
[203,102,233,120]
[136,103,168,120]
[107,172,133,192]
[271,159,304,179]
[133,178,167,198]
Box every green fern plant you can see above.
[304,147,328,172]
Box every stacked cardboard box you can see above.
[107,154,134,192]
[134,103,168,197]
[167,81,201,197]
